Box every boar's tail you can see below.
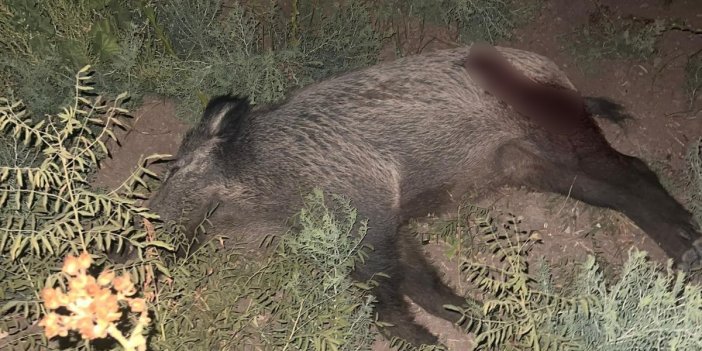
[584,96,632,125]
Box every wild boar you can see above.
[147,43,702,346]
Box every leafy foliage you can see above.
[150,0,381,119]
[0,0,382,122]
[0,68,169,350]
[388,0,518,43]
[452,206,702,351]
[407,201,490,261]
[0,0,157,118]
[566,4,702,74]
[375,0,539,58]
[565,6,666,70]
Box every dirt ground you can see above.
[93,0,702,349]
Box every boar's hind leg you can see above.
[465,44,702,269]
[496,141,702,270]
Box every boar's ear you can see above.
[200,95,251,137]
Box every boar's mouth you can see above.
[152,200,221,249]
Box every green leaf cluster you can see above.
[0,0,382,123]
[453,206,702,351]
[0,69,172,350]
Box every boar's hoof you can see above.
[378,323,440,349]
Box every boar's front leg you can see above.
[350,198,441,346]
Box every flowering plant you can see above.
[38,252,150,351]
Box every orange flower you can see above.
[89,285,112,301]
[112,274,136,296]
[66,287,86,303]
[68,296,93,316]
[97,269,115,287]
[62,252,92,276]
[68,274,97,296]
[62,255,80,276]
[90,320,110,340]
[85,280,105,297]
[75,316,96,340]
[64,313,80,330]
[91,294,121,323]
[40,255,151,346]
[41,287,67,310]
[128,298,147,313]
[38,312,68,339]
[76,252,92,271]
[131,333,147,351]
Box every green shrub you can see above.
[397,0,517,43]
[453,206,702,351]
[0,0,158,118]
[149,0,381,120]
[0,67,168,350]
[0,0,382,123]
[376,0,539,58]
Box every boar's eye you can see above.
[163,162,181,180]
